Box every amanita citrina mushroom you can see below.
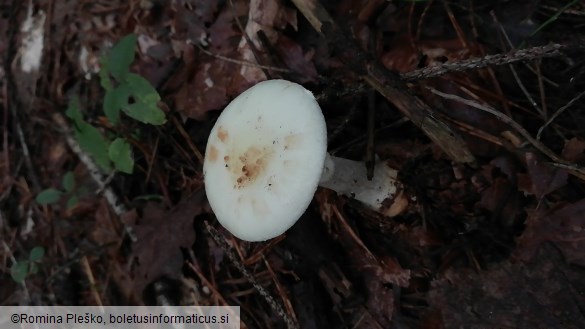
[204,79,404,241]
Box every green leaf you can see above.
[103,84,130,125]
[36,188,63,205]
[124,73,159,100]
[66,100,112,171]
[10,261,29,283]
[66,195,79,210]
[106,34,137,81]
[74,122,112,172]
[125,73,161,103]
[123,101,166,125]
[99,58,113,91]
[117,74,166,125]
[108,138,134,174]
[62,172,75,192]
[29,263,39,274]
[65,97,84,127]
[29,246,45,262]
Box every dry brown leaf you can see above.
[562,137,585,162]
[91,199,121,252]
[475,176,521,224]
[131,191,204,294]
[517,152,568,199]
[274,35,317,83]
[174,62,232,120]
[382,38,474,74]
[334,210,404,325]
[174,2,252,120]
[238,0,298,82]
[515,197,585,266]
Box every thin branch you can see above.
[193,42,290,73]
[490,11,544,117]
[80,255,103,306]
[402,44,563,81]
[204,222,299,329]
[427,87,585,181]
[537,90,585,139]
[11,111,40,189]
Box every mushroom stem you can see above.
[319,154,408,216]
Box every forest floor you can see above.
[2,0,585,328]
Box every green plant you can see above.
[65,34,166,175]
[100,34,166,125]
[66,99,113,171]
[66,99,134,173]
[10,246,45,283]
[35,171,79,209]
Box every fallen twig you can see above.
[402,44,564,81]
[537,90,585,139]
[80,255,103,306]
[193,42,290,73]
[204,221,299,329]
[491,11,545,118]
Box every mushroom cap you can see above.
[203,79,327,241]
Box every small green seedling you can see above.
[35,171,79,208]
[66,99,112,171]
[65,34,166,175]
[10,246,45,283]
[66,99,134,173]
[100,34,166,125]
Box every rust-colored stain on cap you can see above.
[228,146,274,189]
[208,145,219,162]
[217,126,229,143]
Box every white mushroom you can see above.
[320,154,407,217]
[203,79,405,241]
